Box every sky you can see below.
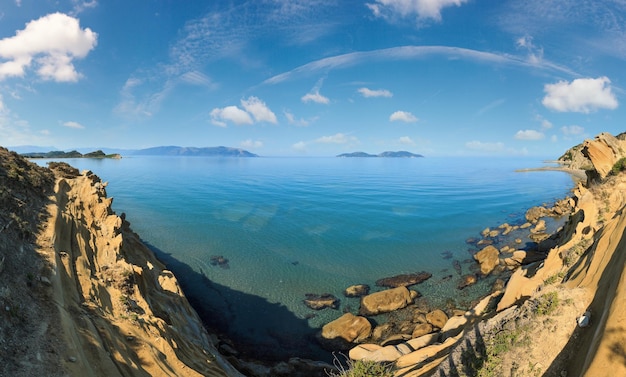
[0,0,625,157]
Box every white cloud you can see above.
[180,71,215,88]
[240,139,263,149]
[315,133,358,144]
[476,98,505,116]
[465,141,506,153]
[284,111,311,127]
[534,114,553,129]
[561,125,584,136]
[292,141,307,151]
[241,96,277,124]
[542,76,618,113]
[358,87,393,98]
[264,45,577,85]
[367,0,469,21]
[210,106,253,127]
[70,1,98,16]
[302,92,330,104]
[63,121,84,129]
[514,129,544,140]
[15,0,22,6]
[209,96,276,127]
[389,110,418,123]
[302,78,330,104]
[398,136,415,145]
[0,13,97,82]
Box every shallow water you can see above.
[36,156,575,360]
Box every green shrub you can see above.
[611,157,626,175]
[327,354,394,377]
[534,291,559,316]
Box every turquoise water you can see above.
[38,156,575,360]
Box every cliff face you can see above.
[41,166,243,377]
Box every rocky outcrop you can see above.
[42,167,242,377]
[359,287,418,316]
[303,293,340,310]
[344,284,370,297]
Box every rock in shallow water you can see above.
[303,293,340,310]
[344,284,370,297]
[375,271,432,288]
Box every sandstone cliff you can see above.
[0,147,242,377]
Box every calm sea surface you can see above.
[37,156,575,360]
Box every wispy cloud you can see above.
[514,129,544,140]
[476,98,506,116]
[62,121,85,129]
[315,133,358,144]
[542,76,618,113]
[0,13,97,82]
[302,78,330,104]
[70,0,98,16]
[284,110,314,127]
[561,125,584,136]
[499,0,626,60]
[240,139,263,149]
[390,110,418,123]
[358,87,393,98]
[264,45,577,85]
[398,136,415,145]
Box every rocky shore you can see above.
[314,131,626,377]
[2,131,626,377]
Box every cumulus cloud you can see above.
[292,141,307,151]
[358,87,393,98]
[63,121,84,129]
[561,125,584,136]
[210,106,253,127]
[241,96,277,123]
[367,0,469,21]
[210,96,276,127]
[315,133,358,144]
[0,13,97,82]
[542,76,618,113]
[389,110,418,123]
[398,136,415,145]
[514,129,544,140]
[240,139,263,149]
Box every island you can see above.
[132,146,258,157]
[337,150,423,158]
[21,149,122,159]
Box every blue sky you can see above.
[0,0,624,157]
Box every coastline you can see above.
[3,132,626,376]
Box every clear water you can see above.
[37,156,575,361]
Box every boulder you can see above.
[474,245,499,275]
[412,323,433,338]
[303,293,339,310]
[319,313,371,350]
[360,286,417,316]
[344,284,370,297]
[425,309,448,329]
[375,272,432,288]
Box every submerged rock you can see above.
[344,284,370,297]
[457,274,477,290]
[303,293,340,310]
[209,255,230,268]
[375,271,432,288]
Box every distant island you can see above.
[22,150,122,159]
[132,146,258,157]
[337,151,424,158]
[18,146,259,158]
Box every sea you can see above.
[35,156,576,361]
